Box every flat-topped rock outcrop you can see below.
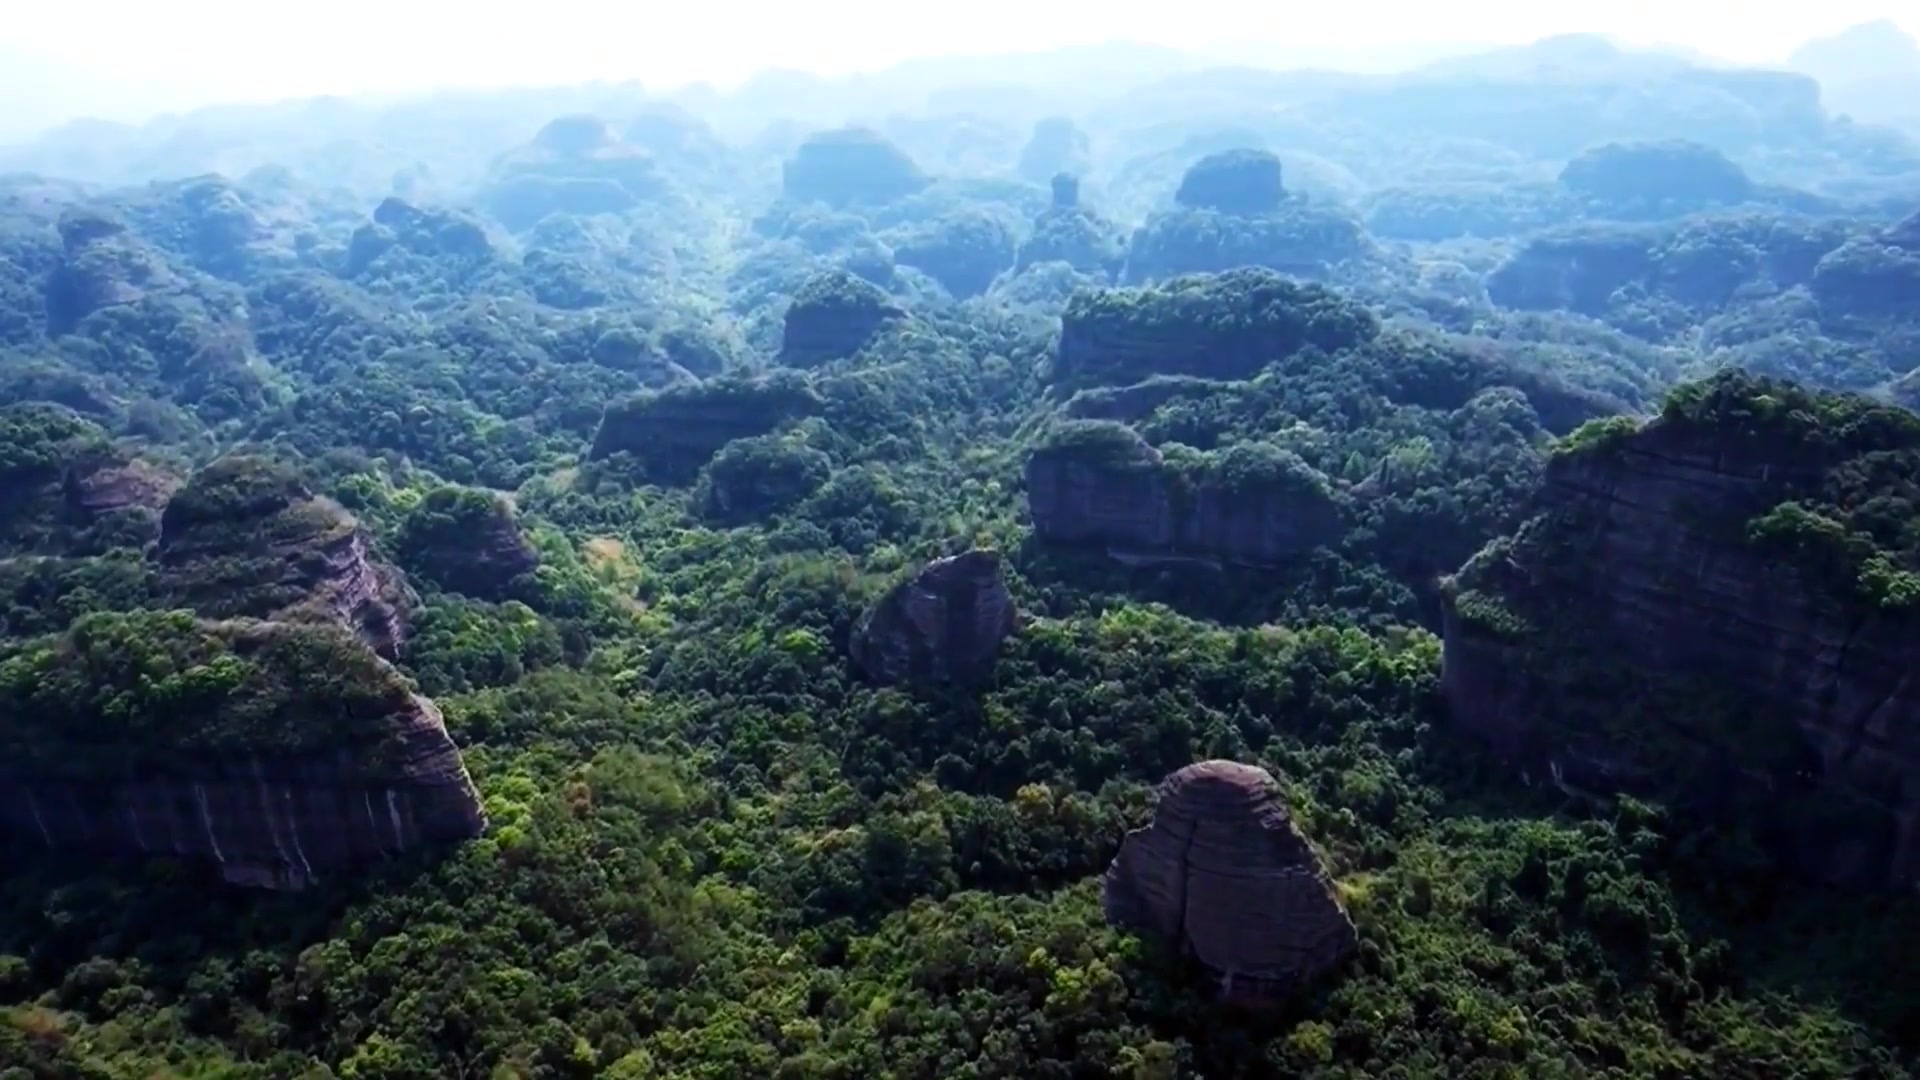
[394,486,539,600]
[0,611,486,889]
[1442,370,1920,890]
[1026,421,1346,568]
[1104,760,1357,1003]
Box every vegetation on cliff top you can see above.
[3,32,1920,1078]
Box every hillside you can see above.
[2,33,1919,1079]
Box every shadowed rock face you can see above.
[1104,760,1356,1002]
[0,617,486,890]
[1441,373,1920,890]
[157,456,414,659]
[589,373,825,486]
[851,550,1018,686]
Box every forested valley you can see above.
[3,27,1920,1080]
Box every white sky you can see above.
[2,2,1916,124]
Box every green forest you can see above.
[3,27,1920,1080]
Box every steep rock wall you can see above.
[1441,376,1920,889]
[0,689,484,889]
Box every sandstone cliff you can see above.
[0,611,486,889]
[590,372,825,486]
[1055,268,1378,387]
[778,269,907,367]
[395,486,540,600]
[1441,370,1920,890]
[1026,421,1346,568]
[157,455,415,658]
[1104,760,1356,1003]
[850,550,1019,686]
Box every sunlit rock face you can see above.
[1103,760,1357,1003]
[156,455,415,660]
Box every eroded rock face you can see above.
[1026,422,1346,568]
[778,269,907,367]
[157,456,414,658]
[851,550,1018,686]
[1056,269,1379,386]
[1104,760,1356,1002]
[0,616,485,889]
[1441,373,1920,889]
[396,487,539,600]
[590,372,824,485]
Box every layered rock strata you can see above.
[1026,423,1345,568]
[156,457,414,658]
[851,549,1018,686]
[0,616,485,889]
[1104,760,1356,1002]
[1441,372,1920,889]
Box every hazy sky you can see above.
[3,1,1916,131]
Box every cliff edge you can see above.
[1440,370,1920,890]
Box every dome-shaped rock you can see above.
[850,549,1018,686]
[1175,149,1285,216]
[1104,760,1356,1002]
[394,486,540,600]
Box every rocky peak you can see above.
[778,269,908,367]
[850,549,1019,686]
[56,207,129,250]
[1104,760,1356,1003]
[1026,421,1346,569]
[1051,173,1080,210]
[395,486,540,600]
[589,371,825,486]
[158,456,414,658]
[1441,370,1920,890]
[782,127,931,207]
[1056,268,1380,388]
[1174,149,1285,215]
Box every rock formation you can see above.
[480,115,670,231]
[0,612,486,889]
[1025,422,1346,568]
[44,207,180,331]
[1557,139,1755,210]
[782,127,931,207]
[1104,760,1356,1002]
[345,197,494,276]
[699,435,833,525]
[890,210,1017,299]
[850,550,1019,686]
[1441,370,1920,890]
[778,269,907,367]
[589,371,824,485]
[1124,201,1375,284]
[157,456,415,659]
[1017,117,1092,186]
[394,487,540,600]
[1174,149,1285,215]
[1055,269,1379,387]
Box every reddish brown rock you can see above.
[157,456,414,658]
[1103,760,1357,1002]
[1441,372,1920,889]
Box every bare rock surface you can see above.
[156,455,414,658]
[0,615,486,889]
[851,549,1018,686]
[1104,760,1357,1001]
[1441,372,1920,889]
